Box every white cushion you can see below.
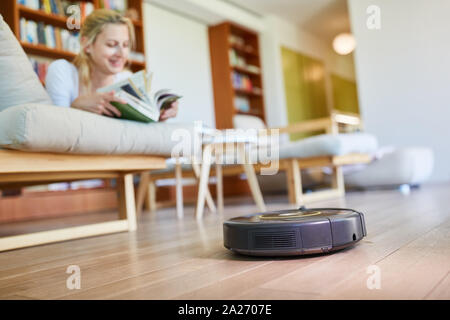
[151,158,197,174]
[0,104,197,156]
[0,15,52,112]
[278,133,378,159]
[233,114,266,130]
[344,147,434,187]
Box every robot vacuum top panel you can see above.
[227,208,360,224]
[223,208,367,256]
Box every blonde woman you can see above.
[46,9,178,121]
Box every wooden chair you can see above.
[193,112,370,213]
[136,137,266,220]
[135,156,219,219]
[275,111,370,206]
[0,150,166,251]
[136,111,370,218]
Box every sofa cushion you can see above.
[233,114,266,130]
[0,104,197,156]
[278,133,378,159]
[0,15,52,112]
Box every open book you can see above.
[97,70,182,123]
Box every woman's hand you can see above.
[159,100,179,121]
[71,91,125,117]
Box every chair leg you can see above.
[175,159,184,219]
[136,172,149,215]
[0,173,137,251]
[288,164,345,204]
[117,173,137,231]
[195,144,213,219]
[216,162,224,212]
[286,159,303,206]
[237,143,266,212]
[147,180,157,212]
[331,166,345,196]
[192,161,216,213]
[286,163,294,204]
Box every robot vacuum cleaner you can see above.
[223,207,366,256]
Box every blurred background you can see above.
[1,0,447,222]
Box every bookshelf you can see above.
[209,21,265,129]
[0,0,146,80]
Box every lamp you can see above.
[332,33,356,55]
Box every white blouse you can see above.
[45,59,132,107]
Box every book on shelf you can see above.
[19,0,59,14]
[18,0,96,19]
[229,35,255,52]
[22,18,38,44]
[97,70,182,123]
[234,96,250,113]
[29,57,50,84]
[99,0,127,12]
[59,1,95,19]
[229,49,246,67]
[44,25,56,48]
[42,0,52,14]
[20,17,80,53]
[17,0,39,10]
[54,27,62,48]
[229,49,260,73]
[228,34,245,47]
[231,71,253,91]
[49,0,60,14]
[36,21,45,44]
[79,1,95,19]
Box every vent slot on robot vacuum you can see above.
[253,231,297,249]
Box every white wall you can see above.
[143,3,215,127]
[147,0,265,31]
[259,16,289,130]
[348,0,450,182]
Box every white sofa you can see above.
[344,147,434,188]
[0,14,196,155]
[0,14,194,251]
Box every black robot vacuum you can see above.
[223,207,367,256]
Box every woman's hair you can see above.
[73,9,135,92]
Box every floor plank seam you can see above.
[1,186,450,300]
[170,260,275,300]
[58,257,229,300]
[373,217,450,265]
[423,271,449,300]
[0,234,223,282]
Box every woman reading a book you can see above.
[45,9,178,121]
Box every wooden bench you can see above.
[0,150,166,251]
[275,111,369,206]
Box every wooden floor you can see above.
[0,184,449,300]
